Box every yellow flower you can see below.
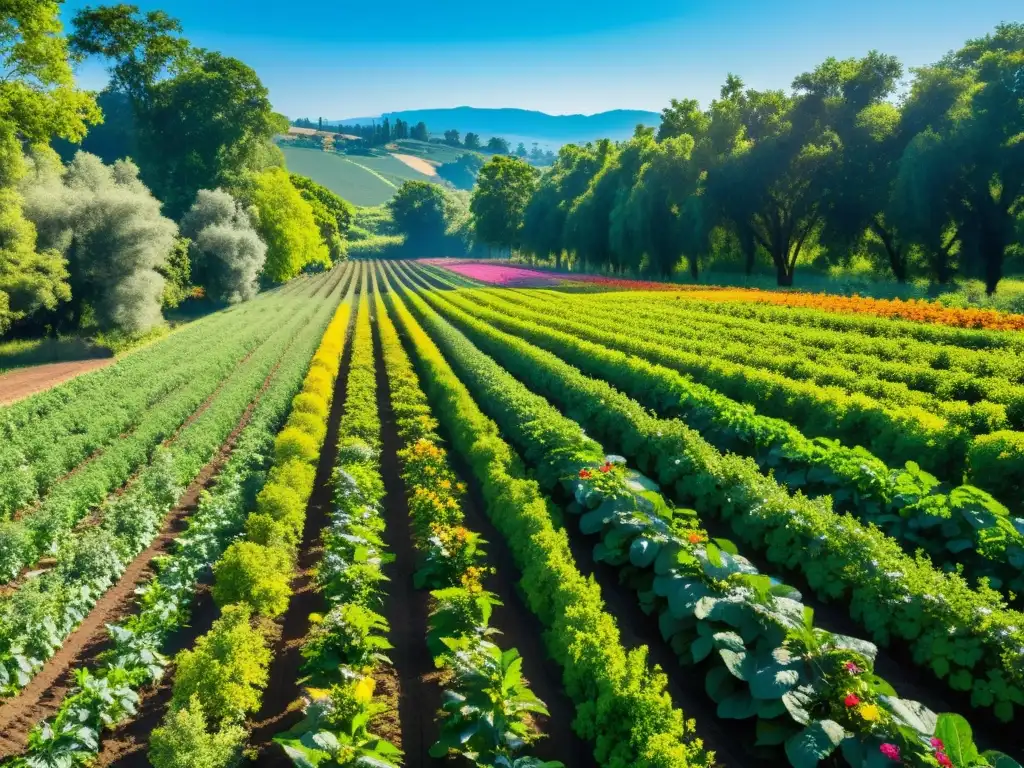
[858,703,881,722]
[354,675,376,703]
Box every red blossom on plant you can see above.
[599,462,612,473]
[879,744,900,762]
[845,662,862,674]
[930,738,944,750]
[579,469,592,480]
[687,532,703,544]
[936,753,953,768]
[843,693,860,708]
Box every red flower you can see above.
[579,469,592,480]
[845,662,862,674]
[879,744,900,762]
[599,462,612,473]
[843,693,860,708]
[930,738,944,750]
[936,753,953,768]
[687,532,703,544]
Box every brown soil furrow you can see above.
[369,304,443,766]
[247,290,359,764]
[0,361,280,761]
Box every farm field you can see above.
[280,145,438,205]
[1,259,1023,768]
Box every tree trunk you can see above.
[980,222,1005,296]
[775,260,794,287]
[688,256,699,281]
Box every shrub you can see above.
[244,512,297,550]
[171,604,271,723]
[267,457,317,500]
[286,410,327,443]
[290,392,328,420]
[149,694,246,768]
[212,541,292,617]
[255,481,305,537]
[969,430,1024,511]
[274,427,319,464]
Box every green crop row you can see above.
[143,268,356,768]
[0,270,351,703]
[420,282,1024,598]
[0,279,314,518]
[379,262,713,768]
[6,267,352,768]
[527,289,1024,420]
[375,274,563,766]
[409,271,1023,514]
[0,275,338,583]
[386,268,1020,767]
[483,285,1016,432]
[275,281,404,767]
[389,265,1024,727]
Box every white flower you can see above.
[675,459,681,465]
[977,607,992,616]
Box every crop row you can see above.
[379,262,713,768]
[0,269,351,704]
[374,275,563,765]
[6,266,353,766]
[391,262,1024,720]
[273,280,407,765]
[486,286,1019,432]
[410,270,1023,516]
[0,275,340,584]
[141,266,357,767]
[0,278,313,519]
[385,265,1021,767]
[412,278,1024,599]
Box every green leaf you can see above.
[782,685,816,726]
[982,751,1023,768]
[691,635,713,663]
[934,713,980,765]
[717,690,760,719]
[946,538,975,554]
[629,537,659,568]
[749,663,800,700]
[755,719,793,747]
[784,720,846,768]
[705,541,722,567]
[719,649,754,681]
[705,666,735,703]
[713,538,739,555]
[882,696,937,736]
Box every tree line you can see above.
[470,25,1023,292]
[0,3,349,341]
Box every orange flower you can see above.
[579,469,592,479]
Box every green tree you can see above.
[463,132,481,150]
[443,129,461,147]
[521,141,609,269]
[894,24,1024,293]
[486,136,510,154]
[159,236,192,308]
[470,156,539,254]
[212,540,292,617]
[71,6,286,217]
[514,142,527,158]
[657,98,709,142]
[411,121,429,141]
[171,603,271,724]
[436,153,483,190]
[289,174,352,264]
[247,167,329,282]
[0,1,100,334]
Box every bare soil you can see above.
[0,358,114,405]
[390,153,439,177]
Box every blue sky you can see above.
[61,0,1021,119]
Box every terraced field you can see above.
[1,259,1021,768]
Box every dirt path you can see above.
[0,379,270,760]
[390,153,439,177]
[0,358,114,405]
[247,296,359,764]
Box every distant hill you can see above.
[333,106,662,146]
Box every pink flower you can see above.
[843,693,860,708]
[879,743,900,761]
[845,662,862,674]
[930,738,944,750]
[936,753,953,768]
